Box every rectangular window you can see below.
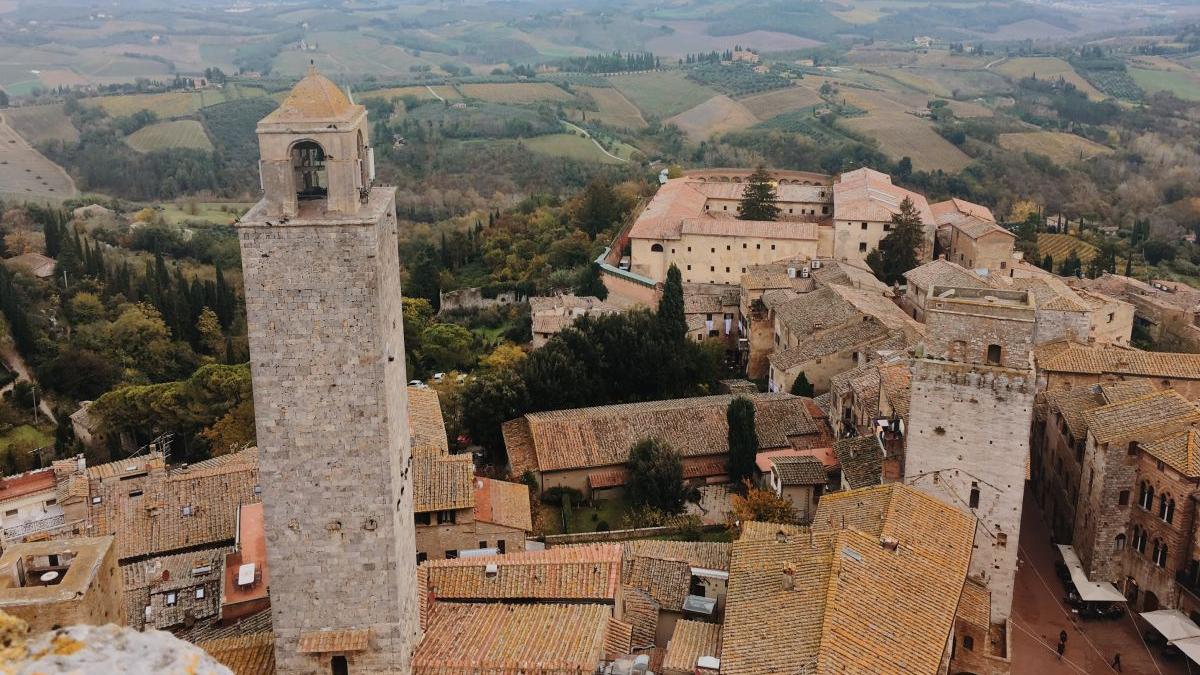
[859,242,868,252]
[91,496,102,505]
[726,245,731,251]
[44,499,56,507]
[497,540,506,554]
[166,592,177,607]
[742,243,747,249]
[129,490,143,498]
[181,506,193,516]
[417,552,427,565]
[446,549,458,559]
[770,244,776,250]
[861,222,868,229]
[414,512,431,526]
[711,248,716,253]
[479,541,488,549]
[756,244,761,249]
[3,509,16,517]
[687,265,692,271]
[437,510,456,524]
[195,588,205,600]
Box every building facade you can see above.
[237,67,420,674]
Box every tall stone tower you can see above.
[236,67,419,674]
[904,285,1035,623]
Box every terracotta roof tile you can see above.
[0,468,56,505]
[903,258,989,291]
[834,168,935,225]
[261,68,359,124]
[620,540,732,572]
[589,469,628,489]
[957,578,991,632]
[422,544,622,603]
[413,453,474,513]
[605,617,634,660]
[1036,342,1200,379]
[297,628,370,653]
[414,603,613,673]
[1143,429,1200,478]
[771,455,827,485]
[931,198,996,226]
[200,631,275,675]
[834,436,884,489]
[408,387,449,454]
[1082,391,1200,445]
[624,555,691,611]
[472,477,532,531]
[506,393,819,474]
[623,586,661,649]
[663,620,721,673]
[769,318,892,371]
[877,361,912,419]
[680,217,818,241]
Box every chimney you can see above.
[880,536,899,552]
[881,455,902,482]
[781,564,796,591]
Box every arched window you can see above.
[650,243,664,252]
[291,140,327,200]
[1159,494,1168,519]
[1115,533,1126,552]
[1153,539,1160,562]
[1133,526,1147,554]
[986,344,1001,365]
[1166,497,1176,524]
[1154,540,1168,568]
[331,655,348,675]
[1140,482,1155,510]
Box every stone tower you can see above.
[236,67,419,674]
[904,285,1035,623]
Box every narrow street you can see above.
[0,343,56,424]
[1013,489,1192,675]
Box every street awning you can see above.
[1056,545,1127,602]
[1140,610,1200,666]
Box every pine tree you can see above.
[867,197,924,285]
[657,264,687,342]
[726,397,758,484]
[1041,254,1054,272]
[737,167,781,221]
[790,372,814,397]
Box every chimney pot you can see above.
[880,536,899,551]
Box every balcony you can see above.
[2,513,66,541]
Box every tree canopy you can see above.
[657,264,687,342]
[626,437,687,514]
[737,166,781,221]
[726,397,758,484]
[866,196,924,285]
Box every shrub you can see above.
[541,485,584,507]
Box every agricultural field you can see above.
[1,104,78,144]
[125,120,214,153]
[0,116,76,200]
[1038,233,1098,264]
[1128,67,1200,102]
[609,70,718,119]
[666,95,759,142]
[740,85,824,121]
[358,85,460,102]
[994,57,1106,100]
[520,132,627,164]
[640,19,821,58]
[87,84,268,118]
[459,82,573,104]
[155,201,253,225]
[571,86,646,129]
[998,131,1112,165]
[831,84,972,172]
[271,31,440,78]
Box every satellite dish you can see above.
[40,571,59,583]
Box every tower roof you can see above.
[262,65,358,124]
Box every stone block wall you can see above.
[1075,435,1138,582]
[238,188,419,674]
[1034,308,1090,345]
[905,360,1032,622]
[924,292,1035,370]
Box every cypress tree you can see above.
[866,197,924,285]
[657,264,687,342]
[727,397,758,484]
[790,372,814,397]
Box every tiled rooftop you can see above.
[408,386,450,454]
[504,393,820,475]
[624,555,691,611]
[834,168,935,225]
[1142,429,1200,478]
[769,318,891,371]
[413,452,474,514]
[771,455,828,485]
[834,436,884,489]
[199,631,275,675]
[1035,341,1200,379]
[1082,390,1200,445]
[413,603,615,673]
[472,477,532,531]
[620,540,732,572]
[663,620,721,673]
[903,258,989,292]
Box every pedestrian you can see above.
[1060,629,1069,645]
[1111,652,1122,672]
[1057,639,1065,660]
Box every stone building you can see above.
[765,455,826,522]
[1034,339,1200,399]
[682,283,741,349]
[503,393,830,493]
[1075,274,1200,351]
[832,168,936,264]
[931,198,1016,273]
[236,66,420,673]
[0,536,125,634]
[904,285,1036,623]
[900,257,990,322]
[0,466,65,543]
[529,293,621,348]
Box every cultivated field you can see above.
[573,86,646,129]
[1038,233,1098,264]
[155,201,253,225]
[459,82,573,104]
[998,132,1112,165]
[521,133,626,164]
[88,84,268,118]
[994,57,1106,100]
[609,71,718,119]
[1,104,79,144]
[830,83,972,172]
[0,116,76,199]
[358,85,460,102]
[125,120,214,153]
[641,19,821,57]
[741,86,824,121]
[666,95,759,142]
[1128,67,1200,102]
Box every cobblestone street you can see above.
[1013,488,1193,675]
